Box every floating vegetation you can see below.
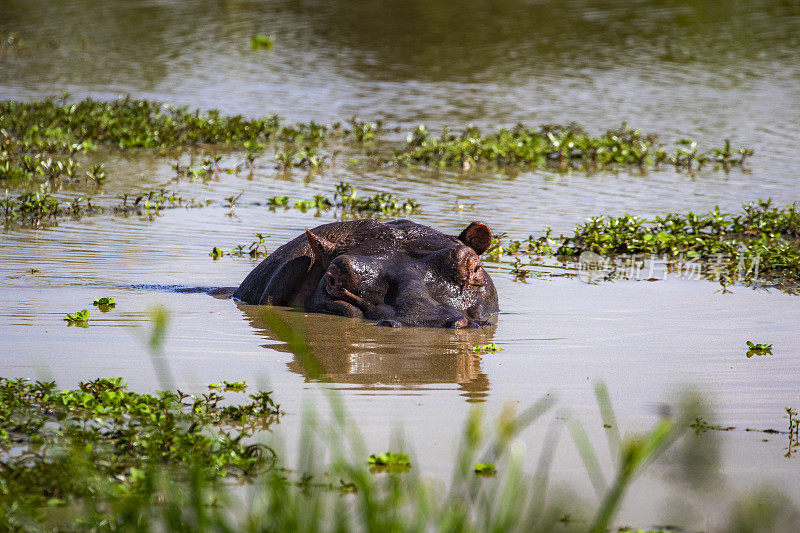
[274,145,330,170]
[746,340,773,358]
[471,342,503,354]
[788,408,799,458]
[249,34,275,50]
[367,451,412,473]
[208,380,248,392]
[333,181,420,216]
[474,462,497,476]
[267,195,290,209]
[0,377,281,525]
[210,233,270,260]
[1,98,750,195]
[259,182,419,218]
[490,200,800,291]
[63,309,90,326]
[92,297,116,312]
[0,97,388,159]
[393,123,751,171]
[2,187,210,227]
[346,117,381,143]
[173,156,228,182]
[690,417,735,433]
[295,194,333,212]
[510,257,537,282]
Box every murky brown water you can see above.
[2,0,799,528]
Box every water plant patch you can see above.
[0,377,282,525]
[393,123,751,171]
[488,200,800,292]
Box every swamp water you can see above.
[1,0,799,529]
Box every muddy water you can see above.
[2,0,800,528]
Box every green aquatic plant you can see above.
[367,451,412,473]
[250,34,275,50]
[746,341,772,352]
[267,195,290,209]
[344,117,381,143]
[63,309,89,325]
[92,297,116,312]
[393,123,751,171]
[332,181,419,216]
[491,200,800,291]
[689,417,735,433]
[210,234,270,260]
[0,97,362,155]
[746,340,773,358]
[471,343,503,354]
[0,376,282,525]
[85,163,106,186]
[274,145,329,170]
[208,381,247,392]
[474,462,497,475]
[295,194,333,212]
[259,183,418,218]
[787,408,799,459]
[246,233,269,258]
[2,187,210,227]
[223,380,247,392]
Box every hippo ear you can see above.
[458,221,492,255]
[306,230,337,268]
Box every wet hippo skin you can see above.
[233,219,499,328]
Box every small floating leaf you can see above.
[250,34,275,50]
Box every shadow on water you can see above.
[236,303,496,403]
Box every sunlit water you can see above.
[2,0,799,528]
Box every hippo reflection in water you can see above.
[238,307,492,402]
[233,219,499,328]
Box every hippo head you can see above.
[233,219,499,328]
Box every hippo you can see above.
[233,219,499,328]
